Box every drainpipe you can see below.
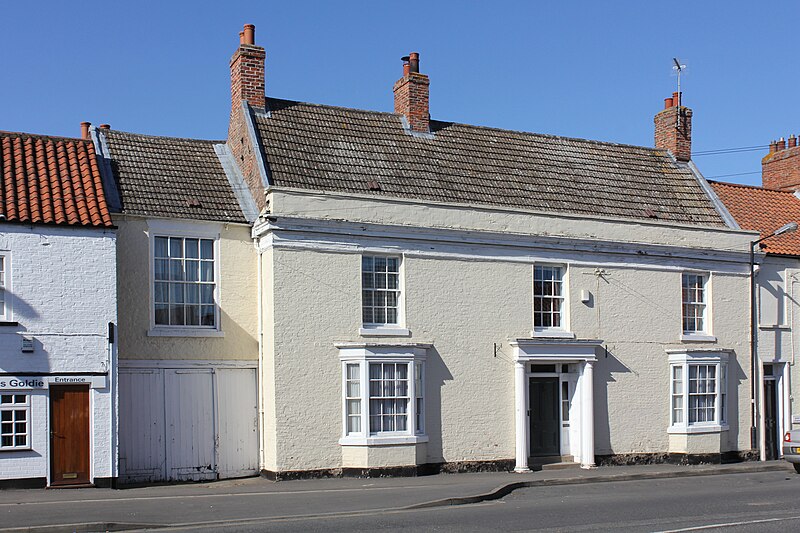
[256,238,265,472]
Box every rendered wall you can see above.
[260,190,754,472]
[114,216,258,361]
[0,225,116,481]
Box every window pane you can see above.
[200,305,215,326]
[154,237,169,258]
[200,261,214,282]
[169,238,182,258]
[170,304,185,326]
[186,284,199,304]
[170,259,184,281]
[200,239,214,259]
[374,257,387,272]
[200,285,214,304]
[362,256,373,272]
[362,273,374,289]
[154,259,169,281]
[185,305,200,326]
[154,282,169,303]
[170,284,184,304]
[387,258,399,272]
[155,303,169,325]
[185,238,199,259]
[186,260,199,282]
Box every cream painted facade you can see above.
[114,215,258,361]
[255,187,756,475]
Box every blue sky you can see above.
[1,1,797,186]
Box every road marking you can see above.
[654,514,800,532]
[0,483,457,508]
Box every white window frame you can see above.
[0,393,30,451]
[359,254,409,336]
[680,272,715,342]
[146,220,223,337]
[667,350,729,434]
[337,343,428,446]
[0,253,9,322]
[532,263,573,338]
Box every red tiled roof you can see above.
[710,180,800,256]
[0,131,113,228]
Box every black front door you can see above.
[530,377,560,456]
[765,379,778,461]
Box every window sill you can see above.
[359,327,411,337]
[668,424,729,435]
[147,328,225,338]
[0,447,32,452]
[531,329,576,339]
[759,324,790,331]
[0,321,19,327]
[680,334,717,343]
[339,434,429,446]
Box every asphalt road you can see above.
[142,470,800,532]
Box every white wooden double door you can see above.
[119,366,258,483]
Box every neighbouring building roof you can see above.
[253,97,727,227]
[101,129,247,223]
[0,131,113,228]
[710,180,800,256]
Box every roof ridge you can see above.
[709,179,794,194]
[105,129,225,145]
[0,130,91,144]
[263,96,666,153]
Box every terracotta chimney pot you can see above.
[243,24,255,45]
[80,121,91,140]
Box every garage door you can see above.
[119,365,258,484]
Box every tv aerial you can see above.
[671,57,687,127]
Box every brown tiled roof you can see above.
[710,180,800,256]
[254,97,726,226]
[103,130,246,223]
[0,131,113,228]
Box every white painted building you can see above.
[0,131,117,488]
[712,177,800,463]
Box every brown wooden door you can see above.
[50,385,90,486]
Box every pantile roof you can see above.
[710,180,800,256]
[253,97,727,226]
[0,131,112,228]
[102,130,246,223]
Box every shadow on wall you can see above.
[0,290,52,373]
[593,344,632,455]
[423,345,453,465]
[729,351,745,450]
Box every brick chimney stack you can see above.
[227,24,268,211]
[229,23,265,110]
[393,52,430,133]
[763,133,800,190]
[654,91,693,162]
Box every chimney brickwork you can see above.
[228,24,268,211]
[654,92,692,162]
[763,135,800,190]
[393,52,430,133]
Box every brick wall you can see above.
[228,40,267,210]
[0,225,117,481]
[762,141,800,190]
[654,101,692,162]
[393,72,430,133]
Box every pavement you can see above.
[0,461,793,532]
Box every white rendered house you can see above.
[0,130,117,488]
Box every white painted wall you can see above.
[0,224,117,482]
[257,190,753,472]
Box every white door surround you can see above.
[510,338,602,472]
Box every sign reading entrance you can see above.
[0,375,107,390]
